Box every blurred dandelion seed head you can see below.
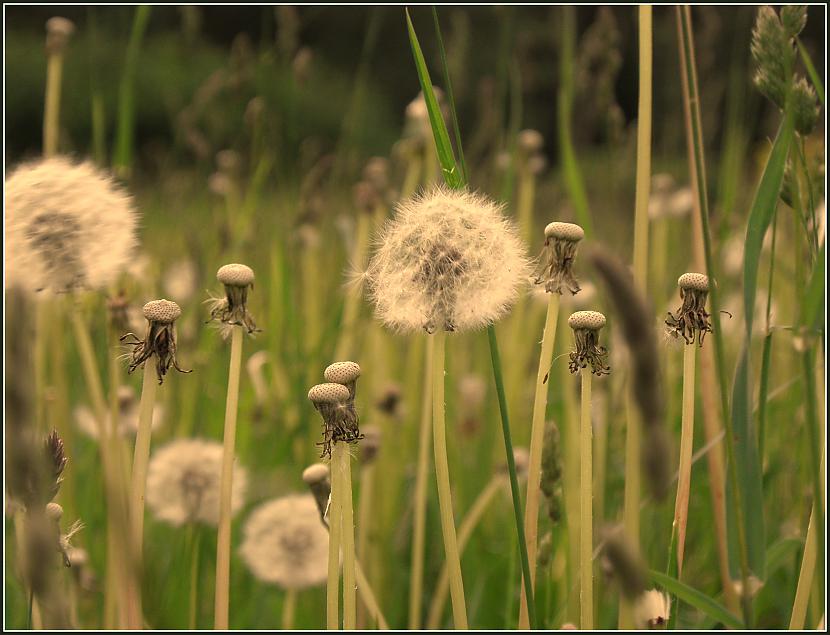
[5,157,138,295]
[633,589,670,630]
[365,187,529,334]
[239,493,329,590]
[145,438,247,527]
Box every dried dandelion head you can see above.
[5,157,138,295]
[323,361,361,398]
[375,382,403,419]
[239,494,329,590]
[666,273,712,346]
[568,311,610,375]
[208,263,259,335]
[46,17,74,55]
[308,382,362,458]
[145,438,247,527]
[633,589,670,630]
[532,222,584,295]
[301,463,331,526]
[121,299,191,384]
[365,187,529,334]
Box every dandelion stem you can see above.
[43,48,64,157]
[519,293,559,629]
[127,357,159,629]
[189,525,202,630]
[281,590,296,631]
[427,476,502,629]
[431,329,468,629]
[408,339,433,629]
[356,461,375,629]
[355,558,389,630]
[214,325,243,630]
[336,442,357,629]
[327,445,343,629]
[674,342,697,576]
[579,367,593,630]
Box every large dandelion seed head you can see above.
[145,438,247,527]
[365,187,530,334]
[239,493,329,590]
[5,157,138,295]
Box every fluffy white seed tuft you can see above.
[365,187,530,333]
[5,157,138,294]
[239,494,329,590]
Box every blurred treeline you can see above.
[4,5,826,175]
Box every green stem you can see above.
[337,442,357,630]
[487,324,537,629]
[281,590,296,631]
[579,368,593,630]
[189,525,202,630]
[214,326,243,629]
[327,440,343,629]
[43,51,64,157]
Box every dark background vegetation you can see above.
[5,5,825,174]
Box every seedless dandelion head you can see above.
[122,299,190,383]
[46,17,74,54]
[239,494,329,590]
[533,222,584,295]
[568,311,610,375]
[517,129,544,154]
[143,299,181,323]
[323,361,361,386]
[301,464,331,526]
[5,157,138,295]
[666,272,712,346]
[302,463,330,486]
[145,438,247,527]
[633,589,670,630]
[308,382,362,458]
[209,263,259,334]
[308,383,350,404]
[365,187,529,333]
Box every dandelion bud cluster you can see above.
[308,361,363,458]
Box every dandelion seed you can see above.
[121,299,191,384]
[633,589,670,630]
[666,273,712,346]
[5,157,138,294]
[365,187,529,333]
[532,222,585,295]
[239,494,329,591]
[145,438,247,527]
[568,311,610,376]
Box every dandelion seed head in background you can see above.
[633,589,670,630]
[73,385,165,440]
[5,157,138,295]
[145,438,247,527]
[239,493,329,590]
[365,187,529,334]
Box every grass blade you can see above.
[649,570,744,629]
[799,241,825,330]
[797,38,825,107]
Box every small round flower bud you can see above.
[302,463,330,485]
[544,222,585,243]
[142,299,182,324]
[568,310,606,331]
[307,383,350,404]
[678,272,709,292]
[217,263,255,287]
[46,502,63,520]
[323,361,361,385]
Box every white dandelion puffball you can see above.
[239,493,329,590]
[5,157,138,294]
[145,438,247,527]
[365,187,530,333]
[74,386,165,440]
[633,589,671,629]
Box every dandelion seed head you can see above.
[323,361,361,385]
[46,17,74,54]
[365,187,529,333]
[633,589,670,630]
[239,494,329,590]
[307,383,350,404]
[163,259,199,302]
[145,438,247,527]
[142,299,181,324]
[5,157,138,294]
[359,424,381,464]
[544,221,584,243]
[678,272,709,292]
[217,263,254,287]
[517,129,544,154]
[301,463,329,485]
[568,310,606,331]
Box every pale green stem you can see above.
[214,326,243,630]
[189,525,202,630]
[127,359,159,629]
[356,463,375,629]
[561,342,580,624]
[579,367,593,630]
[674,342,697,575]
[355,559,389,630]
[282,590,296,631]
[519,292,559,629]
[337,442,357,629]
[431,330,468,629]
[327,445,343,629]
[427,477,502,629]
[408,340,434,629]
[43,52,64,157]
[517,168,536,247]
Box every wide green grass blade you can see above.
[405,9,463,189]
[799,241,825,330]
[649,570,745,629]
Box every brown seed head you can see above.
[307,383,350,404]
[568,310,606,331]
[678,272,709,292]
[217,263,254,287]
[142,299,181,324]
[301,463,330,485]
[544,221,584,243]
[323,361,361,385]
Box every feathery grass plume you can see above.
[121,299,191,384]
[532,221,585,295]
[364,186,530,334]
[302,463,331,526]
[239,494,329,590]
[145,438,247,527]
[540,421,564,524]
[750,6,793,109]
[666,273,712,346]
[588,247,670,500]
[208,263,259,335]
[74,386,165,440]
[792,76,820,136]
[5,157,138,294]
[633,589,671,630]
[600,526,648,601]
[567,311,611,376]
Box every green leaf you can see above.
[649,570,744,629]
[799,241,825,329]
[765,537,802,576]
[405,9,464,190]
[797,38,825,107]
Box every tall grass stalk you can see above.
[673,342,697,574]
[326,448,343,629]
[619,6,651,627]
[578,367,593,630]
[214,325,244,630]
[518,293,559,629]
[335,442,357,629]
[431,329,468,629]
[356,456,376,628]
[408,341,433,629]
